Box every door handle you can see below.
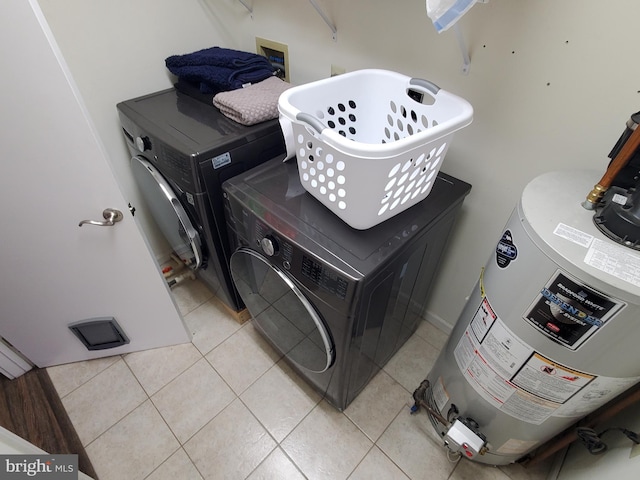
[78,208,124,227]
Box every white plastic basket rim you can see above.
[278,69,473,160]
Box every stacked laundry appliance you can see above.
[120,54,474,412]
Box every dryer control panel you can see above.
[301,255,349,301]
[251,217,353,306]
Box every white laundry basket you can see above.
[278,69,473,229]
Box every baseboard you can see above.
[422,309,454,335]
[210,294,251,325]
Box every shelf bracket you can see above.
[308,0,337,41]
[453,23,470,75]
[236,0,253,18]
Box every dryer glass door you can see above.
[131,156,203,269]
[230,248,334,373]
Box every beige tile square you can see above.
[241,360,321,442]
[170,279,213,316]
[85,400,180,480]
[348,446,410,480]
[184,297,242,355]
[281,401,373,480]
[151,358,235,444]
[184,398,276,480]
[124,342,202,396]
[498,454,558,480]
[146,448,204,480]
[344,369,411,442]
[247,447,306,480]
[47,355,120,398]
[377,407,457,480]
[205,323,281,394]
[383,334,440,391]
[62,359,147,446]
[450,458,511,480]
[414,320,450,351]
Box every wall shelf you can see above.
[235,0,337,40]
[454,24,470,75]
[237,0,252,17]
[308,0,337,41]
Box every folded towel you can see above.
[166,46,271,69]
[165,47,275,94]
[213,76,292,126]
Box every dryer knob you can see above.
[135,136,151,152]
[261,235,279,257]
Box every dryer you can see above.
[223,158,471,410]
[117,88,285,312]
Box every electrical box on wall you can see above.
[256,37,289,82]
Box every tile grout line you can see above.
[60,279,523,480]
[235,393,297,479]
[82,357,185,478]
[373,399,419,480]
[49,355,123,401]
[72,358,146,449]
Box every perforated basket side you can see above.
[294,124,455,230]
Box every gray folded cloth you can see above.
[213,76,292,125]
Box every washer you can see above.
[223,158,471,409]
[117,88,286,312]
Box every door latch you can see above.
[78,208,124,227]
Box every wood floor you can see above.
[0,368,98,479]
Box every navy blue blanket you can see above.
[166,47,275,94]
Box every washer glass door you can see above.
[230,247,334,373]
[131,156,202,269]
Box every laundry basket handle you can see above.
[409,78,441,95]
[296,112,326,134]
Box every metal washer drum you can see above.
[117,88,286,312]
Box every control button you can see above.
[462,443,474,457]
[261,235,279,257]
[135,136,151,152]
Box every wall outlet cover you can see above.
[331,64,346,77]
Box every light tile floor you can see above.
[47,279,558,480]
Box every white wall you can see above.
[38,0,640,330]
[221,0,640,330]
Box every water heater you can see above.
[419,169,640,465]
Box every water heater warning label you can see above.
[524,271,624,350]
[585,238,640,287]
[455,295,639,424]
[511,353,593,403]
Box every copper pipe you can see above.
[583,121,640,209]
[412,379,449,426]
